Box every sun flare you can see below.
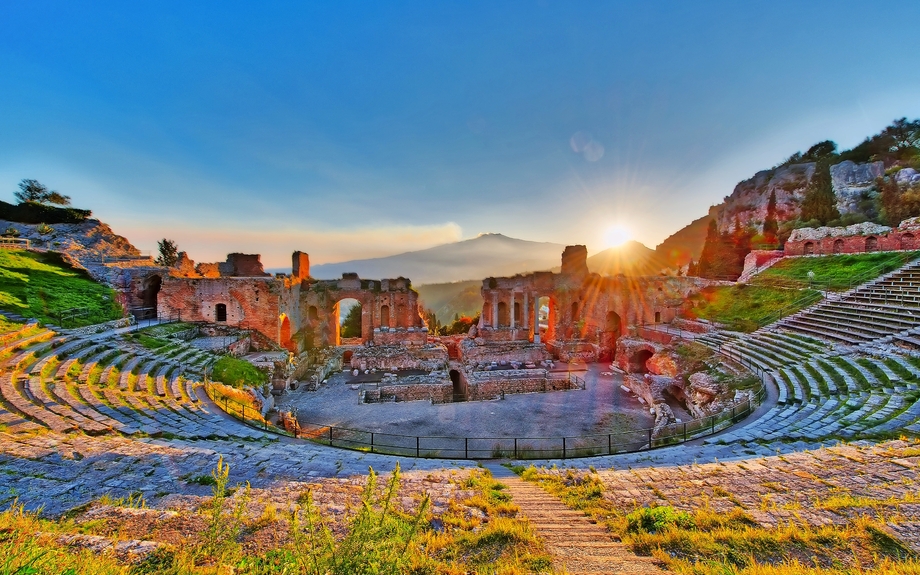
[602,225,632,248]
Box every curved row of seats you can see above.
[698,256,920,444]
[0,323,271,441]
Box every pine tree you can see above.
[800,159,840,224]
[155,238,179,266]
[763,190,779,243]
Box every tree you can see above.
[155,238,179,266]
[341,304,363,338]
[799,159,840,225]
[762,190,779,244]
[14,179,71,206]
[882,117,920,157]
[801,140,837,162]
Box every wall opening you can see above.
[804,241,815,255]
[630,349,654,373]
[866,236,878,252]
[833,239,844,254]
[308,306,319,323]
[605,311,621,334]
[538,296,556,341]
[380,304,390,327]
[497,301,509,327]
[280,315,294,352]
[450,369,467,402]
[654,311,661,323]
[216,303,227,322]
[513,301,522,325]
[137,274,161,319]
[336,298,363,345]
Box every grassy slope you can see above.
[211,356,268,388]
[685,284,821,332]
[0,249,123,326]
[755,251,920,290]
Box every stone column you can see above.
[533,296,541,343]
[523,292,529,330]
[509,293,516,329]
[389,293,395,328]
[492,293,499,328]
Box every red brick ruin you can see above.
[125,246,709,366]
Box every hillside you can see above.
[654,206,722,268]
[0,249,124,326]
[415,280,482,323]
[309,233,566,284]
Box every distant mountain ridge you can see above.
[307,233,568,284]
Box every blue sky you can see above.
[2,1,919,267]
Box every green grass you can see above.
[755,251,920,291]
[685,284,822,332]
[0,315,23,336]
[0,249,123,326]
[211,355,268,388]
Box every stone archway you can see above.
[833,239,844,254]
[866,236,878,252]
[630,349,654,374]
[137,274,161,319]
[804,241,815,255]
[279,314,295,352]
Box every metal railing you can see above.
[205,372,764,460]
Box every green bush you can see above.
[211,356,267,388]
[625,506,694,534]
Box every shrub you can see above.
[625,506,694,534]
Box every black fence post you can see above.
[416,436,420,458]
[329,426,333,445]
[608,434,612,455]
[648,428,652,448]
[562,437,566,459]
[465,437,468,459]
[370,432,375,454]
[514,438,518,459]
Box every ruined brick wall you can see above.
[785,231,918,256]
[375,382,453,403]
[476,245,709,360]
[299,275,425,347]
[350,344,448,371]
[157,276,282,343]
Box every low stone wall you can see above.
[466,368,578,400]
[459,339,549,365]
[350,344,448,371]
[549,340,598,363]
[369,380,452,403]
[373,328,428,346]
[65,316,135,336]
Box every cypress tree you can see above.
[763,190,779,243]
[800,158,840,224]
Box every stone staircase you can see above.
[486,464,666,574]
[0,324,270,441]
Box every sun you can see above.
[603,224,632,248]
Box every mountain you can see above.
[308,233,567,284]
[587,240,671,276]
[654,205,722,268]
[415,280,483,323]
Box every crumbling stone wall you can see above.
[784,219,920,256]
[477,246,710,361]
[349,344,448,371]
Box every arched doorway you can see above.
[833,239,844,254]
[513,301,522,325]
[654,311,661,323]
[866,236,878,252]
[336,298,363,344]
[279,314,294,351]
[215,303,227,322]
[605,311,621,334]
[630,349,654,373]
[804,242,815,255]
[138,274,161,320]
[380,304,390,327]
[537,296,556,341]
[450,369,467,402]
